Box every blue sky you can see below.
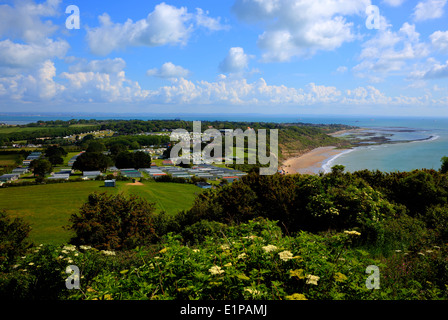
[1,0,448,116]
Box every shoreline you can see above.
[279,126,441,175]
[280,146,350,175]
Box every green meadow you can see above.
[0,180,201,245]
[0,154,18,166]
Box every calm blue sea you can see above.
[1,113,447,173]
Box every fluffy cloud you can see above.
[60,70,149,103]
[411,60,448,79]
[430,30,448,53]
[413,0,447,22]
[0,38,69,75]
[0,0,61,43]
[219,47,252,73]
[148,76,427,107]
[60,58,150,103]
[0,0,69,77]
[146,62,191,79]
[0,60,64,101]
[1,63,445,108]
[87,3,227,55]
[423,62,448,78]
[68,58,127,74]
[353,22,429,81]
[232,0,370,62]
[195,8,230,31]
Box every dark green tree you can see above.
[109,143,128,158]
[68,193,157,250]
[133,151,152,169]
[72,152,112,172]
[86,141,106,153]
[440,156,448,174]
[29,159,53,177]
[0,210,32,271]
[115,151,135,169]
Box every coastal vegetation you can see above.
[1,163,447,300]
[0,119,447,301]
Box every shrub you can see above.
[0,210,32,272]
[68,193,157,250]
[181,220,228,245]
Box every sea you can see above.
[1,112,447,174]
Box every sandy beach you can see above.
[280,146,349,175]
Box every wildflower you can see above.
[306,274,320,285]
[262,245,278,253]
[334,272,347,282]
[224,262,232,267]
[28,262,34,266]
[243,235,261,240]
[289,269,305,279]
[285,293,307,300]
[63,245,77,251]
[244,288,261,295]
[344,230,361,236]
[220,244,230,250]
[80,245,92,250]
[278,250,293,261]
[101,250,116,256]
[209,265,225,275]
[237,253,247,260]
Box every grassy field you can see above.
[0,154,18,166]
[0,180,201,245]
[0,126,51,134]
[0,123,98,134]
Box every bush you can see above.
[181,220,228,245]
[69,219,385,300]
[0,210,32,272]
[68,193,157,250]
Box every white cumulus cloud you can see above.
[219,47,252,73]
[146,62,191,79]
[86,3,227,56]
[232,0,370,62]
[0,38,69,75]
[69,58,127,74]
[353,22,429,81]
[430,30,448,53]
[413,0,447,22]
[0,0,61,44]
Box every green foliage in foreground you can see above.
[1,218,447,300]
[1,163,448,300]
